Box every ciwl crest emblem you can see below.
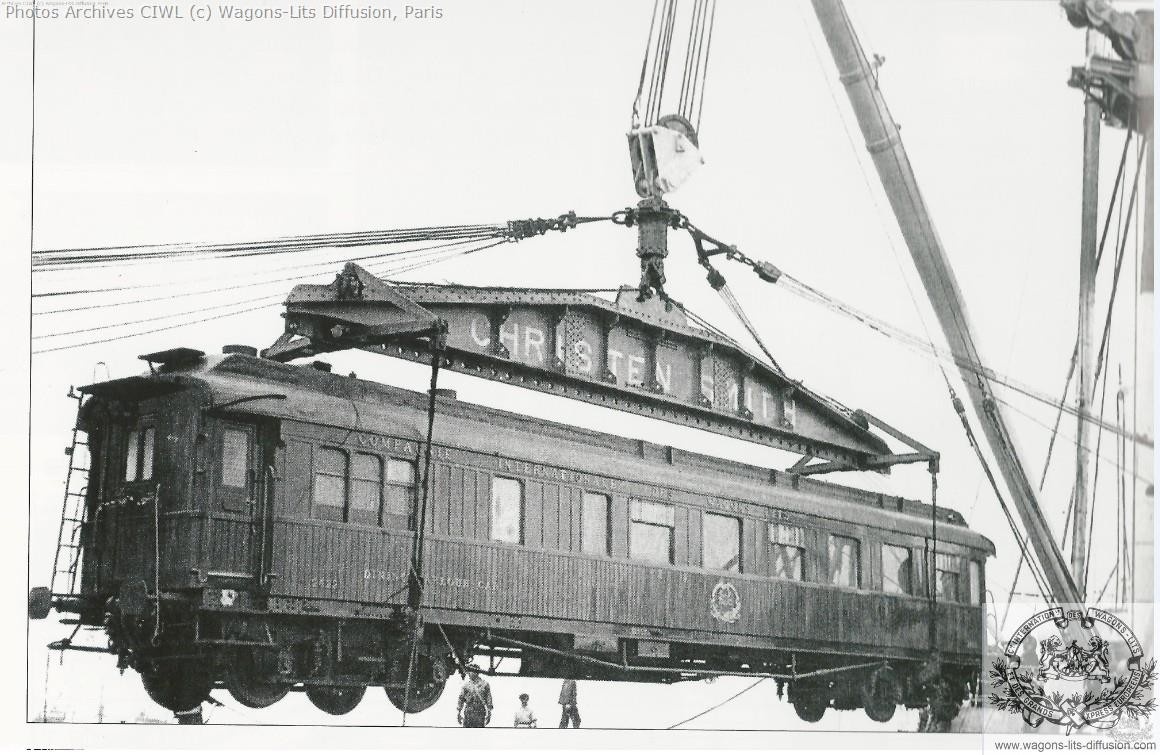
[1037,635,1111,683]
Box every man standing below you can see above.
[457,666,493,728]
[558,677,580,728]
[513,693,537,728]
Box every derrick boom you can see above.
[811,0,1083,605]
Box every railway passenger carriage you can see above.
[33,346,992,724]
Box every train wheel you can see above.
[861,668,899,723]
[305,685,365,715]
[225,649,291,709]
[385,653,450,713]
[791,682,828,724]
[920,678,961,732]
[140,660,214,713]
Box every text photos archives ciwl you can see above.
[14,0,1156,750]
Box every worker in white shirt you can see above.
[513,693,537,728]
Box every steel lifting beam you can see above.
[811,0,1082,605]
[263,262,920,470]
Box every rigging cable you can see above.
[1006,131,1143,601]
[693,0,717,133]
[950,391,1052,602]
[402,332,444,726]
[33,237,486,306]
[31,239,504,354]
[33,242,501,341]
[1080,133,1145,598]
[631,0,662,128]
[32,211,606,270]
[665,677,768,729]
[683,217,1060,600]
[1033,128,1134,489]
[685,232,1152,450]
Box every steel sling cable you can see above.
[34,238,484,313]
[31,238,505,354]
[402,335,444,726]
[33,210,605,271]
[776,270,1150,449]
[692,0,717,133]
[680,223,1150,449]
[31,223,504,269]
[683,220,1058,601]
[34,210,612,303]
[676,0,701,118]
[646,0,679,126]
[32,242,496,340]
[631,0,662,128]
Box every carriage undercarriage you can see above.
[79,591,976,728]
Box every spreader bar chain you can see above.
[503,211,613,241]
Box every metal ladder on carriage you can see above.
[50,389,92,601]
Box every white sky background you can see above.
[0,0,1153,744]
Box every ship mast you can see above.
[1072,28,1102,596]
[1064,0,1153,608]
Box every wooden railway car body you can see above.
[45,348,993,722]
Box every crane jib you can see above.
[262,262,935,472]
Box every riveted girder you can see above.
[264,263,909,469]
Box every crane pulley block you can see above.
[628,114,704,199]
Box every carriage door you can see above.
[214,421,261,577]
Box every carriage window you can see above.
[581,492,610,555]
[769,522,805,581]
[124,430,140,482]
[140,427,155,481]
[882,544,913,595]
[313,447,347,520]
[936,553,961,602]
[384,459,416,526]
[349,453,382,525]
[969,560,982,605]
[124,425,157,482]
[703,513,741,572]
[828,535,861,588]
[491,477,523,543]
[629,499,675,564]
[221,428,249,488]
